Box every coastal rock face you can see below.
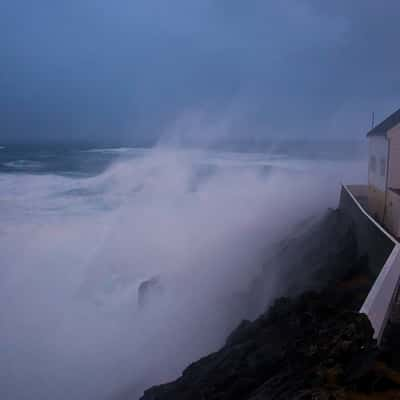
[140,290,384,400]
[244,209,361,320]
[138,210,400,400]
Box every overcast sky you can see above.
[1,1,400,145]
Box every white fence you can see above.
[341,184,400,343]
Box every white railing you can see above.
[360,245,400,342]
[342,184,400,343]
[342,184,397,243]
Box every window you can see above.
[370,156,377,173]
[380,158,386,177]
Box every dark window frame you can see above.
[370,155,377,173]
[380,158,386,177]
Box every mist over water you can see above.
[0,146,365,399]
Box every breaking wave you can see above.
[3,159,44,171]
[0,147,365,399]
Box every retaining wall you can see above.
[339,185,395,278]
[339,184,400,342]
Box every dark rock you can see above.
[225,320,252,347]
[140,289,387,400]
[137,276,163,308]
[133,210,400,400]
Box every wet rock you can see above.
[139,287,391,400]
[133,210,400,400]
[137,276,163,308]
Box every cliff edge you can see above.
[138,210,400,400]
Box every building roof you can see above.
[367,107,400,137]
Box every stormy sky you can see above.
[1,0,400,145]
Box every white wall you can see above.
[388,125,400,190]
[360,244,400,343]
[386,190,400,238]
[368,135,389,192]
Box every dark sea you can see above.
[0,144,135,176]
[0,143,366,400]
[0,140,365,176]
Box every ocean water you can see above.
[0,144,366,399]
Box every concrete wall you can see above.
[388,124,400,190]
[340,185,395,278]
[348,184,368,208]
[368,186,386,221]
[340,184,400,343]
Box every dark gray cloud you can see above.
[1,0,400,144]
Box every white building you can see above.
[368,108,400,238]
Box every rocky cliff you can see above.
[137,210,400,400]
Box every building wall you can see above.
[368,136,388,221]
[386,190,400,238]
[368,135,388,192]
[388,124,400,190]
